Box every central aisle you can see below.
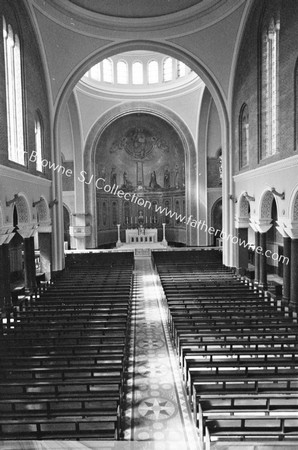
[124,257,200,449]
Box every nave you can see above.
[0,250,298,449]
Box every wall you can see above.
[0,0,52,286]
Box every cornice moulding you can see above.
[0,165,52,186]
[30,0,246,37]
[233,155,298,182]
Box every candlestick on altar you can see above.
[116,224,122,247]
[162,223,167,246]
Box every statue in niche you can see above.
[138,210,144,226]
[164,166,170,189]
[174,164,180,189]
[110,167,117,186]
[149,170,161,190]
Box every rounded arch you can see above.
[210,197,222,246]
[83,102,196,247]
[14,193,31,224]
[53,41,228,136]
[52,40,231,261]
[63,203,71,249]
[36,197,50,224]
[259,189,278,220]
[289,186,298,222]
[237,192,250,220]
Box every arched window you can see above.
[3,16,24,165]
[148,60,158,84]
[34,113,43,172]
[261,17,279,158]
[239,104,249,168]
[117,60,128,84]
[90,63,101,81]
[177,61,186,78]
[132,62,143,84]
[102,58,113,83]
[163,57,172,82]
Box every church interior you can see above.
[0,0,298,449]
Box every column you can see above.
[162,223,167,246]
[0,244,11,310]
[283,236,291,304]
[259,232,268,290]
[116,224,121,248]
[39,233,52,282]
[290,238,298,310]
[24,237,36,291]
[237,228,248,275]
[254,232,260,285]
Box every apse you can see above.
[94,113,186,246]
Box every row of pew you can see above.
[153,249,298,449]
[0,252,134,440]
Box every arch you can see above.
[132,61,143,84]
[14,193,31,224]
[211,197,222,246]
[237,192,250,220]
[259,189,276,220]
[116,60,128,84]
[148,60,159,84]
[36,197,50,224]
[163,56,173,82]
[83,102,196,248]
[102,58,113,82]
[52,40,230,264]
[289,186,298,222]
[53,41,229,134]
[63,203,71,249]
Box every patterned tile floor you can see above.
[123,257,200,449]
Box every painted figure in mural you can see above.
[110,167,117,185]
[132,128,147,159]
[121,171,133,190]
[123,171,129,187]
[99,166,106,179]
[149,170,161,189]
[164,166,170,188]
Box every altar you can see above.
[125,228,157,244]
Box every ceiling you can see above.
[68,0,204,18]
